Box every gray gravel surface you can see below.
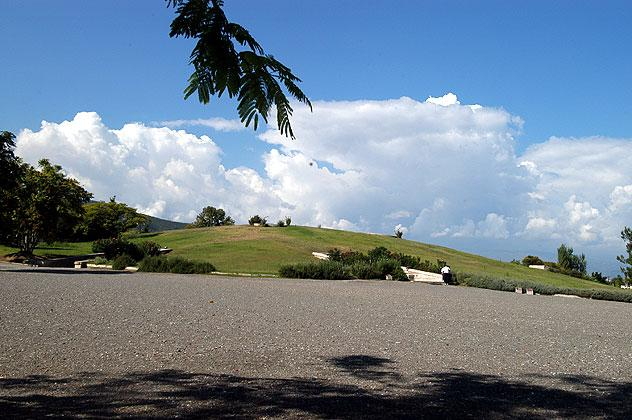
[1,263,631,418]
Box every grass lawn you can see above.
[0,225,617,291]
[134,225,612,290]
[0,242,93,258]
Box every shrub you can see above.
[279,261,352,280]
[138,256,216,274]
[276,220,286,227]
[349,262,382,279]
[522,255,544,266]
[111,254,135,270]
[93,256,108,265]
[457,273,632,303]
[92,237,143,261]
[284,216,292,227]
[367,246,390,262]
[248,215,268,226]
[138,240,163,257]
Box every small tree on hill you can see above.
[75,197,148,240]
[617,226,632,284]
[522,255,544,266]
[248,215,268,226]
[557,244,587,275]
[191,206,235,227]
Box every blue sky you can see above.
[3,1,632,149]
[3,1,632,273]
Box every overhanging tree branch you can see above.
[167,0,311,139]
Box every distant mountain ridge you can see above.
[144,215,189,232]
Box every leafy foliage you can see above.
[521,255,544,266]
[395,228,403,238]
[278,261,353,280]
[167,0,311,139]
[590,272,608,284]
[557,244,587,276]
[0,131,23,243]
[138,255,216,274]
[75,197,148,240]
[248,214,268,226]
[92,237,143,261]
[458,273,632,304]
[282,246,413,280]
[8,159,92,253]
[617,227,632,283]
[327,247,441,274]
[111,254,136,270]
[190,205,235,227]
[138,241,164,258]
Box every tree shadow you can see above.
[1,359,630,418]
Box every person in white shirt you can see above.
[441,264,452,284]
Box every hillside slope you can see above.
[136,225,610,289]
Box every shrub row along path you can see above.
[1,263,631,418]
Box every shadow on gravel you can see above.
[1,360,631,418]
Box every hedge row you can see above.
[278,259,408,281]
[457,273,632,303]
[138,256,216,274]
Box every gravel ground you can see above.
[1,263,631,418]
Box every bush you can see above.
[111,254,135,270]
[276,220,286,227]
[138,240,163,257]
[522,255,544,266]
[280,258,407,281]
[248,215,268,226]
[92,237,143,261]
[457,273,632,303]
[279,261,352,280]
[138,256,216,274]
[284,216,292,227]
[93,256,108,265]
[349,262,382,279]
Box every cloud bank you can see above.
[15,95,632,272]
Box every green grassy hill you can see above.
[0,225,613,290]
[137,225,609,289]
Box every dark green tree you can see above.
[617,227,632,284]
[191,205,235,227]
[248,214,267,226]
[11,160,92,254]
[75,197,148,240]
[167,0,311,139]
[522,255,544,266]
[0,131,24,243]
[557,243,587,275]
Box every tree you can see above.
[167,0,311,139]
[11,160,92,254]
[191,206,235,227]
[248,214,267,226]
[0,131,24,243]
[617,227,632,284]
[75,197,148,240]
[557,243,587,275]
[521,255,544,266]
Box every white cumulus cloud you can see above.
[13,97,632,273]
